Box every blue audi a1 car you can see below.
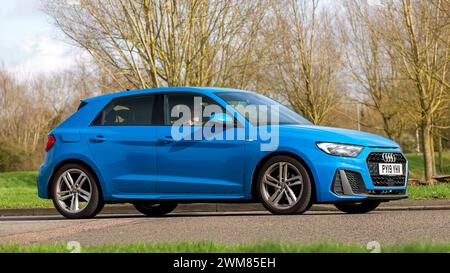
[37,87,408,219]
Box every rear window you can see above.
[93,95,155,126]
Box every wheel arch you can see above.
[47,159,104,201]
[250,151,317,203]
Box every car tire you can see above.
[303,201,314,212]
[133,202,178,216]
[51,163,104,219]
[257,156,312,215]
[334,201,381,214]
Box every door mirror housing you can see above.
[207,113,234,126]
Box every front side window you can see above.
[164,93,223,126]
[94,95,155,126]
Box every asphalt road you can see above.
[0,209,449,246]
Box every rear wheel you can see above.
[133,202,177,216]
[51,164,104,219]
[257,156,312,215]
[334,201,381,214]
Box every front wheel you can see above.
[334,201,381,214]
[133,202,178,216]
[257,156,312,215]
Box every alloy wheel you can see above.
[56,168,92,213]
[261,162,303,209]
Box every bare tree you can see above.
[43,0,267,89]
[380,0,449,184]
[264,0,343,125]
[343,0,414,141]
[0,62,100,170]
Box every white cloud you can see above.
[0,0,88,78]
[8,36,88,77]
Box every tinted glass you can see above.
[164,93,222,126]
[215,92,311,126]
[98,95,154,125]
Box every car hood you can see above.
[281,125,400,148]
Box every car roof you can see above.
[82,87,252,103]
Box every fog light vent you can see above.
[332,171,344,195]
[344,171,366,194]
[332,170,367,195]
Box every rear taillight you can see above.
[45,135,56,152]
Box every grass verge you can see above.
[0,171,52,208]
[0,241,449,253]
[407,184,450,200]
[406,152,450,179]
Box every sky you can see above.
[0,0,85,78]
[0,0,383,79]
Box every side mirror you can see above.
[207,113,234,126]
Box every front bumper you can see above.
[331,169,407,201]
[313,148,409,202]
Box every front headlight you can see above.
[316,142,363,157]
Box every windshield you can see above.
[215,92,312,126]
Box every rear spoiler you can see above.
[77,100,88,111]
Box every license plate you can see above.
[379,163,403,175]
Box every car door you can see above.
[87,94,159,196]
[155,92,246,197]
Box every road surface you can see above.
[0,209,449,246]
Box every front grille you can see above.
[366,152,407,187]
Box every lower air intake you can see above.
[332,170,367,195]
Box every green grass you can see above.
[0,241,448,253]
[0,171,52,208]
[407,184,450,200]
[406,152,450,179]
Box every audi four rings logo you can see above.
[382,153,397,163]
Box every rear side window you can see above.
[93,95,155,126]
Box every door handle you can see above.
[157,136,174,144]
[90,135,106,143]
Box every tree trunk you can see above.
[415,128,420,153]
[356,103,361,131]
[430,131,436,176]
[421,120,435,185]
[438,134,443,173]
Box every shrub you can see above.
[0,140,28,172]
